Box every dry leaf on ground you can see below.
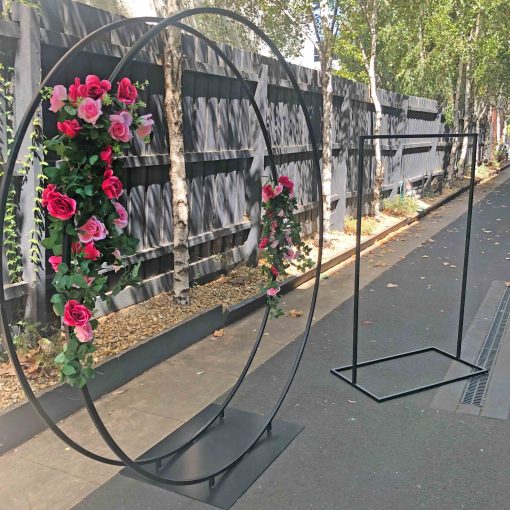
[289,309,304,318]
[387,283,399,288]
[212,329,224,338]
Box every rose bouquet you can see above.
[258,176,313,317]
[41,75,154,387]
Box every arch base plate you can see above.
[120,404,303,509]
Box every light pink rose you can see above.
[112,249,122,260]
[277,209,285,217]
[284,248,299,261]
[271,239,279,248]
[75,323,93,343]
[266,287,280,297]
[110,111,133,127]
[77,97,103,125]
[77,216,108,243]
[137,114,154,138]
[49,85,67,113]
[112,201,128,231]
[274,184,284,196]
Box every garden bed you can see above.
[0,166,506,412]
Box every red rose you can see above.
[116,77,137,105]
[278,175,295,196]
[63,299,92,327]
[259,237,269,249]
[68,78,85,103]
[270,265,279,277]
[57,119,81,138]
[71,241,82,255]
[46,191,76,220]
[84,75,111,99]
[82,242,101,261]
[99,146,113,164]
[102,169,123,199]
[41,184,58,207]
[48,255,62,272]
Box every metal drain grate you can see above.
[461,287,510,407]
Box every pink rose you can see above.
[100,146,113,164]
[262,184,274,203]
[77,216,108,243]
[63,300,92,327]
[49,85,67,113]
[75,322,94,343]
[108,111,133,143]
[284,248,299,261]
[270,220,278,232]
[274,184,284,196]
[84,75,111,100]
[48,255,62,272]
[57,119,81,138]
[137,114,154,138]
[112,248,122,260]
[113,201,128,231]
[46,191,77,220]
[267,287,280,297]
[271,239,279,248]
[258,237,269,249]
[116,77,138,105]
[102,169,123,199]
[77,97,102,125]
[84,276,95,286]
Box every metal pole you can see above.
[456,133,478,358]
[352,136,365,384]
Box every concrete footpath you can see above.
[1,170,509,510]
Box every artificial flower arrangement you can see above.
[258,176,314,317]
[41,75,154,387]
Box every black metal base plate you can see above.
[120,404,303,509]
[331,347,488,403]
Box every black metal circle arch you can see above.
[0,15,275,469]
[1,8,324,486]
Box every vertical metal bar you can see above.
[352,137,365,384]
[456,134,478,358]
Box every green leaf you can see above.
[61,363,77,376]
[53,302,64,316]
[68,274,88,288]
[89,155,99,166]
[84,184,94,196]
[54,352,67,364]
[43,166,60,179]
[50,293,63,304]
[64,105,77,116]
[66,224,76,236]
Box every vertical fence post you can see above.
[12,4,46,322]
[244,63,268,266]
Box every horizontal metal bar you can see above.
[0,20,21,39]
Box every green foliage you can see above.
[383,195,419,217]
[343,216,378,236]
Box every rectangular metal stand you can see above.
[330,133,488,402]
[120,404,303,509]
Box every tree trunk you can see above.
[365,4,383,216]
[164,0,190,305]
[448,59,464,181]
[319,0,334,234]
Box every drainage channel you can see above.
[460,287,510,407]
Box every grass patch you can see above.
[343,216,378,236]
[383,195,418,217]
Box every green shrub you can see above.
[476,164,491,180]
[343,216,378,236]
[383,195,418,217]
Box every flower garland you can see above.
[259,176,313,317]
[41,75,154,387]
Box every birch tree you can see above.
[155,0,190,305]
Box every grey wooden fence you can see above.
[0,0,459,321]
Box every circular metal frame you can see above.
[1,7,324,486]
